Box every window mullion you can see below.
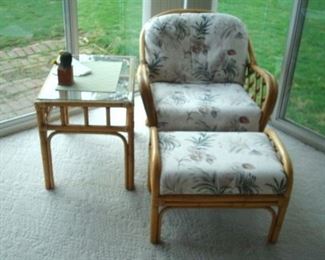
[273,0,308,120]
[62,0,79,58]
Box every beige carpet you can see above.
[1,97,325,260]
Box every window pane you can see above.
[218,1,293,78]
[0,0,64,122]
[285,2,325,136]
[78,0,142,56]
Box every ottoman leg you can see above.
[147,139,152,193]
[147,129,153,193]
[150,199,160,244]
[269,202,289,243]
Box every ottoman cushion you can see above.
[158,131,287,195]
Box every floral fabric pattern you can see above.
[152,82,261,131]
[144,13,248,84]
[158,132,287,195]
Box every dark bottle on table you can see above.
[58,52,73,86]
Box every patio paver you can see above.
[0,38,125,123]
[0,39,65,122]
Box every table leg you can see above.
[126,105,134,190]
[39,131,55,189]
[35,104,55,190]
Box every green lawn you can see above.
[219,1,325,135]
[0,0,323,135]
[0,0,64,49]
[77,0,142,56]
[0,0,142,55]
[285,0,325,134]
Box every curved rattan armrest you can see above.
[137,63,158,127]
[264,128,294,196]
[245,63,278,131]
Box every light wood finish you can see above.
[35,102,135,191]
[137,9,278,131]
[35,56,135,191]
[149,127,293,244]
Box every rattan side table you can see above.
[34,55,136,190]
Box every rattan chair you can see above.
[138,9,277,132]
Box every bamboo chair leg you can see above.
[147,130,152,193]
[266,207,277,242]
[150,200,160,244]
[147,140,152,193]
[147,167,152,193]
[269,202,289,243]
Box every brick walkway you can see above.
[0,39,65,122]
[0,38,129,123]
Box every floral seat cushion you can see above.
[152,82,261,131]
[159,131,287,195]
[144,12,248,84]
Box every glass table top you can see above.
[37,55,136,103]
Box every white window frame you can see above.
[271,0,325,152]
[63,0,79,58]
[1,0,324,153]
[0,0,77,137]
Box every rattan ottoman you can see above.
[148,127,293,244]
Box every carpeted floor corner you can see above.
[1,97,325,260]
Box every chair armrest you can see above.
[244,63,278,131]
[264,128,294,197]
[137,63,158,126]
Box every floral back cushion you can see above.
[144,12,249,84]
